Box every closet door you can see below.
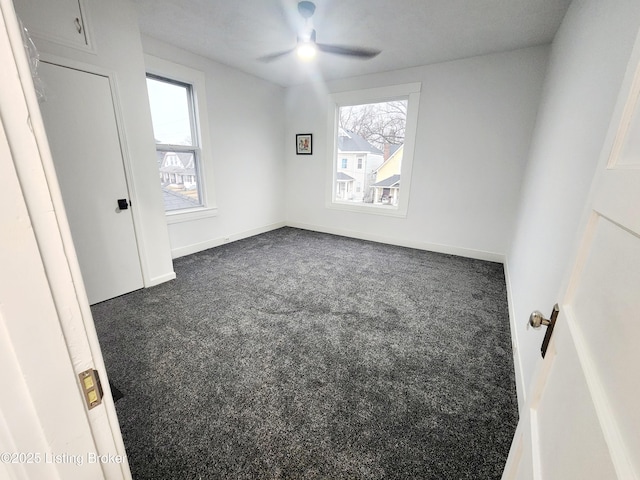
[12,0,92,50]
[39,61,144,304]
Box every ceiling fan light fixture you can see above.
[297,42,317,60]
[258,2,381,63]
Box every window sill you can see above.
[165,206,218,224]
[328,201,407,218]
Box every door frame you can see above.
[0,0,131,477]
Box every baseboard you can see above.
[503,257,527,413]
[146,271,177,287]
[170,221,287,259]
[286,221,506,263]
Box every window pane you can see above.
[158,151,202,211]
[147,73,205,213]
[146,77,194,146]
[336,100,407,206]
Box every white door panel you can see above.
[535,325,617,479]
[572,216,640,440]
[38,61,143,304]
[503,29,640,480]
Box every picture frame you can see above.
[296,134,313,155]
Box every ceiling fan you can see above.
[258,1,381,62]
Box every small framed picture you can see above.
[296,134,312,155]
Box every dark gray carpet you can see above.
[92,227,518,479]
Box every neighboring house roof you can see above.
[163,189,200,210]
[337,129,383,155]
[388,143,402,157]
[373,174,401,187]
[161,152,194,168]
[375,144,404,174]
[336,172,355,182]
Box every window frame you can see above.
[145,55,217,223]
[326,83,421,218]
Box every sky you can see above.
[146,77,193,146]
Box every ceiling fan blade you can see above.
[257,48,296,62]
[317,43,381,59]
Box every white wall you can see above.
[284,46,549,261]
[141,36,287,258]
[507,0,640,406]
[16,0,175,287]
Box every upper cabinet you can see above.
[12,0,93,51]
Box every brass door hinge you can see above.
[78,369,103,409]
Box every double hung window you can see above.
[147,75,202,212]
[145,55,216,221]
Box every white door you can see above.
[0,108,108,480]
[502,35,640,480]
[0,2,130,477]
[38,61,144,304]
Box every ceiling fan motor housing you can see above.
[298,1,316,19]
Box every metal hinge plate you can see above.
[78,369,103,409]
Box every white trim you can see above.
[331,82,422,103]
[504,257,527,412]
[166,206,218,224]
[501,428,524,480]
[144,54,217,217]
[327,200,411,218]
[604,49,640,169]
[171,222,287,259]
[147,271,177,287]
[530,409,543,480]
[326,82,421,218]
[170,219,505,262]
[287,221,505,263]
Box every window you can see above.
[145,55,216,222]
[327,83,421,217]
[341,158,348,169]
[147,75,202,212]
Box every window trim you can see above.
[326,82,421,218]
[145,55,217,222]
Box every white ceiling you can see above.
[132,0,572,88]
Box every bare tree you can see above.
[339,100,407,150]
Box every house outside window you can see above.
[334,128,383,203]
[327,83,421,217]
[145,55,217,222]
[147,75,202,212]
